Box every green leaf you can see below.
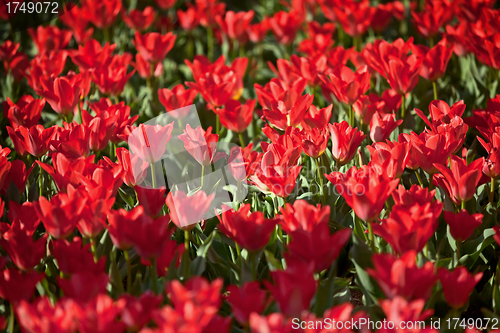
[189,256,206,276]
[197,231,216,258]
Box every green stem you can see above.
[349,104,354,127]
[461,200,466,211]
[207,27,214,61]
[103,27,110,42]
[38,163,43,198]
[432,81,438,100]
[315,157,325,204]
[236,180,242,205]
[238,132,246,149]
[400,94,406,123]
[201,165,205,187]
[215,114,220,135]
[124,250,132,293]
[151,163,157,188]
[456,241,461,267]
[184,230,190,252]
[490,177,496,205]
[415,170,424,187]
[235,243,241,263]
[8,303,14,333]
[368,222,376,253]
[90,238,98,263]
[150,257,158,294]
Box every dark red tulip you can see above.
[122,7,156,32]
[226,282,268,324]
[328,121,366,166]
[438,267,483,308]
[444,209,483,242]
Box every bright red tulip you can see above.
[7,201,40,235]
[118,292,162,330]
[299,126,329,158]
[367,141,409,179]
[59,4,94,44]
[438,267,483,308]
[91,55,135,96]
[133,31,176,65]
[27,26,72,56]
[411,0,455,38]
[302,104,332,130]
[263,259,316,317]
[15,297,78,333]
[217,204,279,252]
[409,131,458,174]
[411,38,455,81]
[333,0,375,37]
[166,190,215,230]
[215,99,256,133]
[177,6,200,31]
[158,84,198,117]
[216,10,254,43]
[50,237,105,275]
[352,95,384,125]
[262,94,314,130]
[325,164,399,222]
[369,112,403,142]
[226,282,268,324]
[433,156,485,205]
[279,200,329,234]
[35,185,87,239]
[0,268,44,303]
[0,221,47,271]
[7,125,56,158]
[178,125,225,166]
[444,209,483,242]
[122,7,156,32]
[74,294,126,331]
[3,95,44,129]
[128,123,174,164]
[35,75,83,116]
[328,121,366,166]
[81,0,122,29]
[367,251,437,300]
[319,66,370,105]
[247,19,270,43]
[379,297,436,333]
[268,10,302,45]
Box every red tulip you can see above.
[16,297,78,333]
[367,141,409,179]
[50,237,105,275]
[152,237,185,277]
[269,10,303,45]
[115,147,149,187]
[363,38,414,79]
[247,19,270,43]
[7,125,56,158]
[386,54,423,95]
[333,0,375,37]
[58,271,109,302]
[123,207,171,260]
[122,6,156,32]
[263,259,316,317]
[35,75,83,116]
[409,131,458,174]
[166,190,215,230]
[279,200,330,233]
[216,10,254,43]
[438,267,483,308]
[367,251,437,300]
[167,276,223,312]
[158,84,198,117]
[69,39,115,71]
[119,292,162,330]
[416,99,466,125]
[251,162,302,198]
[0,268,44,303]
[444,209,483,242]
[319,66,370,105]
[3,95,44,129]
[7,201,40,235]
[134,53,163,79]
[369,112,403,142]
[217,204,279,252]
[371,3,397,33]
[226,282,268,324]
[299,126,329,159]
[288,223,351,272]
[262,94,314,130]
[128,123,174,164]
[373,202,440,254]
[433,156,485,205]
[178,125,225,166]
[328,121,366,166]
[352,95,384,125]
[59,4,94,44]
[325,164,399,222]
[228,144,262,181]
[249,313,294,333]
[483,148,500,178]
[74,294,126,332]
[135,187,166,217]
[411,38,455,81]
[35,185,87,239]
[81,0,122,29]
[177,6,200,31]
[80,110,117,152]
[27,26,72,56]
[133,31,176,65]
[411,0,455,38]
[215,99,256,133]
[89,98,139,144]
[254,77,306,111]
[379,297,435,333]
[0,221,47,271]
[91,55,135,96]
[302,104,332,130]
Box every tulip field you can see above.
[1,0,500,332]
